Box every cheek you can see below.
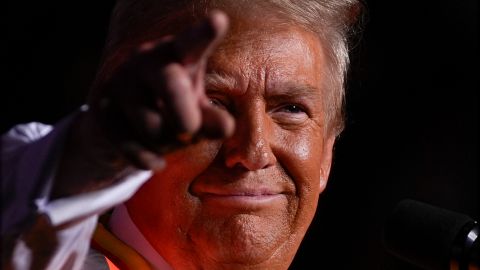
[273,127,324,224]
[293,137,312,161]
[126,140,222,245]
[276,129,323,193]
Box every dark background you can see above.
[3,0,478,269]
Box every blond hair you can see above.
[96,0,364,136]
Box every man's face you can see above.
[126,17,336,269]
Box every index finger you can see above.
[174,10,229,65]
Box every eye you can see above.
[208,97,228,110]
[271,103,309,126]
[279,104,305,114]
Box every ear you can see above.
[319,135,336,193]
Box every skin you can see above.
[46,7,336,270]
[126,14,336,270]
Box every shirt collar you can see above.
[109,203,173,270]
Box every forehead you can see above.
[207,20,327,93]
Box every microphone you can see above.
[383,199,479,270]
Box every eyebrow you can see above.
[205,72,238,91]
[270,83,322,102]
[205,72,322,102]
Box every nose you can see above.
[222,108,276,171]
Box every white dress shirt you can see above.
[1,110,160,270]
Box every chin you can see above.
[189,213,297,269]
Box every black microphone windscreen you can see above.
[383,199,474,270]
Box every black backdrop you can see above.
[3,1,478,269]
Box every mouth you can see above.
[195,187,288,210]
[203,193,285,207]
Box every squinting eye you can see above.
[271,103,309,126]
[280,104,305,114]
[208,98,227,110]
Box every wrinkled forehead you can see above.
[209,24,326,87]
[109,0,327,93]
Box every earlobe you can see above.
[318,135,336,192]
[319,176,327,192]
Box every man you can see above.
[1,0,362,269]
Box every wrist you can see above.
[51,110,130,199]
